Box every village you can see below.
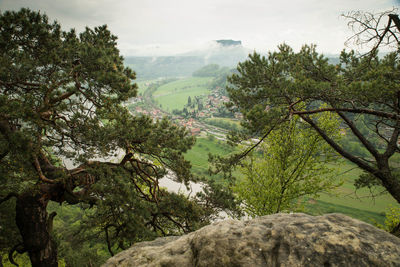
[128,84,243,138]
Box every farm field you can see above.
[204,117,241,125]
[184,136,235,177]
[135,79,163,95]
[153,77,212,111]
[307,160,399,224]
[137,77,398,225]
[203,117,242,131]
[184,136,397,224]
[320,161,397,213]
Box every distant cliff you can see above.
[216,39,242,47]
[125,41,249,79]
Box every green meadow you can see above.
[185,136,235,176]
[153,77,212,111]
[136,79,161,95]
[307,160,399,224]
[204,117,241,126]
[184,136,398,224]
[139,76,398,225]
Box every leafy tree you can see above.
[220,11,400,207]
[374,205,400,236]
[224,41,400,205]
[0,9,217,266]
[210,67,235,95]
[233,115,341,217]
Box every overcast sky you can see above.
[0,0,399,56]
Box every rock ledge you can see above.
[102,213,400,267]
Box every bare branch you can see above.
[343,9,400,55]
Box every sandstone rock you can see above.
[102,213,400,267]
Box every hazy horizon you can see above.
[1,0,399,56]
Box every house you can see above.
[221,96,230,102]
[191,128,201,136]
[234,112,243,120]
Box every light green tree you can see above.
[234,114,342,217]
[223,11,400,206]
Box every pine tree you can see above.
[0,9,211,266]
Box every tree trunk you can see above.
[376,158,400,205]
[16,192,58,267]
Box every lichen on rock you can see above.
[102,213,400,267]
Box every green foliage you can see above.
[48,203,110,266]
[0,197,19,255]
[0,9,223,266]
[195,179,243,220]
[374,205,400,233]
[153,77,212,111]
[233,115,342,217]
[1,252,31,267]
[192,64,227,77]
[226,43,400,205]
[185,137,235,177]
[210,68,235,95]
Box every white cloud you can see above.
[0,0,397,55]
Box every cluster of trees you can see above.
[210,12,400,225]
[171,65,236,119]
[225,45,400,201]
[234,114,342,216]
[192,64,230,78]
[0,9,236,266]
[172,96,204,118]
[1,7,400,267]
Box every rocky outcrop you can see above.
[102,213,400,267]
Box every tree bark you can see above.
[376,159,400,205]
[16,192,58,267]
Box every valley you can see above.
[126,68,399,226]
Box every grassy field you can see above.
[305,199,387,224]
[204,117,242,131]
[184,136,235,177]
[184,137,398,224]
[320,161,397,213]
[138,76,398,225]
[135,79,161,95]
[204,117,241,126]
[306,160,399,224]
[153,77,212,111]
